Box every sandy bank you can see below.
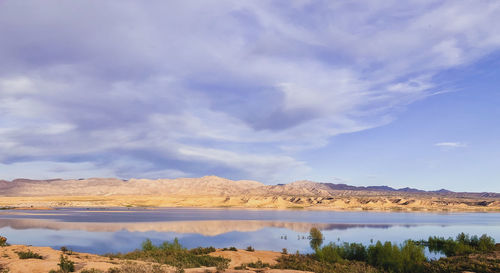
[0,244,310,273]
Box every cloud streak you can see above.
[435,142,467,148]
[0,1,499,182]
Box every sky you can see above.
[0,1,499,192]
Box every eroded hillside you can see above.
[0,176,499,211]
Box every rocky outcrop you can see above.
[0,176,498,211]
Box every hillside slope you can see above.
[0,176,499,211]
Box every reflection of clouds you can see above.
[0,218,400,236]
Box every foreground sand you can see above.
[1,194,499,212]
[0,245,310,273]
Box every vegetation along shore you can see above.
[1,230,499,273]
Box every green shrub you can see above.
[400,240,426,273]
[188,246,216,255]
[246,260,270,268]
[245,246,254,252]
[422,233,495,256]
[315,243,343,263]
[16,250,43,259]
[365,240,426,273]
[367,241,402,272]
[215,259,229,273]
[112,239,229,269]
[425,254,500,273]
[478,234,496,252]
[160,238,184,252]
[107,262,168,273]
[141,239,156,251]
[337,242,367,261]
[58,254,75,273]
[272,254,378,273]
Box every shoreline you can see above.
[1,236,499,273]
[2,205,500,213]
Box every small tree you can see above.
[58,254,75,273]
[309,227,324,250]
[0,236,7,247]
[141,239,155,251]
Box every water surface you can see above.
[0,208,498,258]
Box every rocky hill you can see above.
[1,176,496,198]
[0,176,499,211]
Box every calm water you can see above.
[0,208,499,258]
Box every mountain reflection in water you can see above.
[0,208,499,255]
[0,218,394,235]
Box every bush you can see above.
[478,234,496,252]
[272,254,378,273]
[400,240,426,273]
[215,259,229,273]
[141,239,156,251]
[315,243,342,263]
[112,239,230,269]
[189,246,216,255]
[17,250,43,259]
[245,246,254,252]
[229,246,237,251]
[281,248,288,254]
[107,262,168,273]
[236,260,270,269]
[422,233,496,256]
[0,236,7,247]
[58,254,75,273]
[365,240,427,273]
[337,242,367,262]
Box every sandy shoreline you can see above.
[0,244,309,273]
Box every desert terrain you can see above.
[1,176,499,212]
[0,244,308,273]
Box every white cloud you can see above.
[435,142,468,148]
[0,1,499,182]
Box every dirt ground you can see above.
[0,244,311,273]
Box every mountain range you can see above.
[0,175,497,198]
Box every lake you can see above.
[0,208,499,258]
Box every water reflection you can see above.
[0,208,499,255]
[0,218,395,235]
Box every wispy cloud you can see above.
[0,1,499,182]
[435,142,468,148]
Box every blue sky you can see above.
[0,1,499,191]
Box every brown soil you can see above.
[0,245,310,273]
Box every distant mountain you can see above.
[0,176,498,198]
